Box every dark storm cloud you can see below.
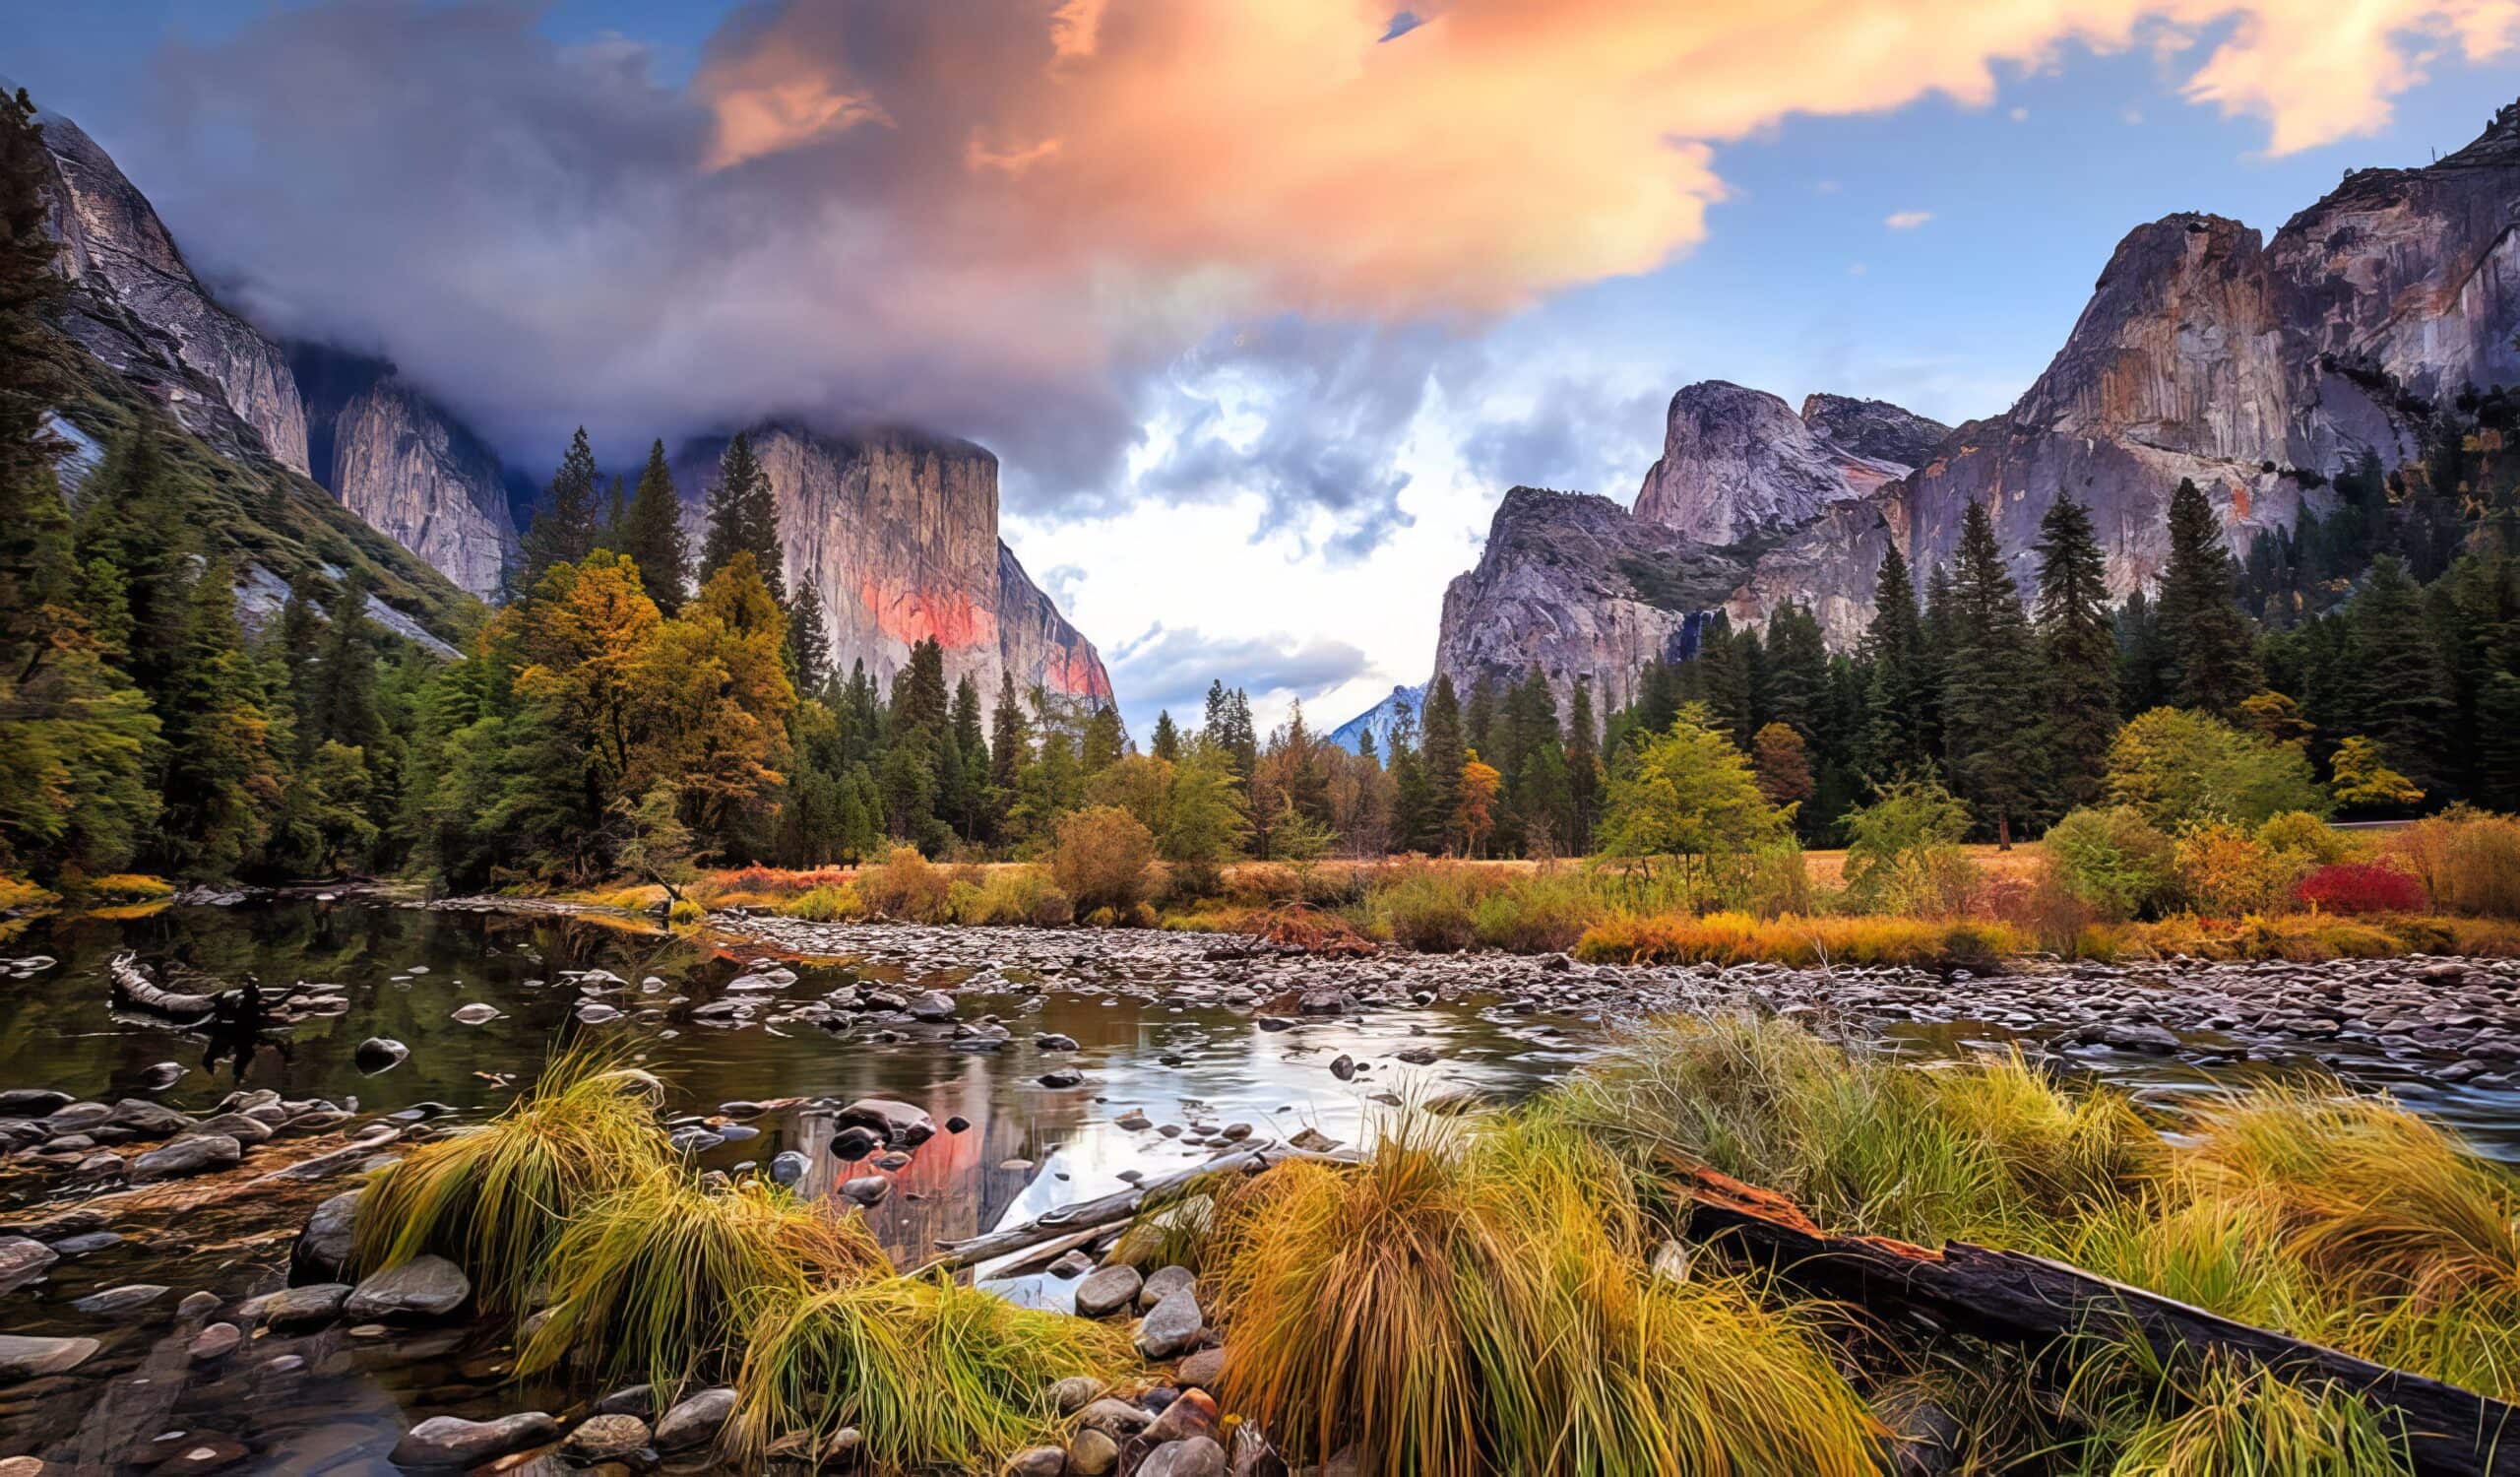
[1108,623,1373,718]
[1458,376,1668,500]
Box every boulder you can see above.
[0,1335,98,1381]
[1135,1285,1204,1360]
[560,1413,652,1461]
[1073,1264,1141,1318]
[241,1282,349,1330]
[1140,1264,1196,1310]
[345,1254,471,1320]
[654,1386,737,1451]
[388,1412,559,1469]
[291,1188,363,1284]
[130,1134,241,1184]
[837,1098,935,1146]
[0,1237,58,1293]
[1138,1437,1227,1477]
[1066,1429,1120,1477]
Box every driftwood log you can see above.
[923,1142,1354,1273]
[107,951,218,1020]
[1676,1167,2520,1477]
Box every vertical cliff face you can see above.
[326,379,518,601]
[1432,487,1743,716]
[34,112,308,475]
[1632,381,1939,544]
[674,425,1114,713]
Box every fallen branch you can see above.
[1674,1166,2520,1477]
[923,1142,1354,1273]
[106,951,217,1020]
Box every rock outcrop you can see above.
[673,425,1114,713]
[1432,488,1743,716]
[33,110,308,475]
[291,345,517,601]
[1426,96,2520,694]
[1632,382,1943,545]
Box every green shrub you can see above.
[2106,707,2329,829]
[2174,822,2309,917]
[1842,777,1976,915]
[1049,805,1156,917]
[1367,862,1489,951]
[1467,867,1601,952]
[2257,809,2351,866]
[2043,805,2177,920]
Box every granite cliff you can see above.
[291,345,518,601]
[673,425,1114,714]
[1408,98,2520,725]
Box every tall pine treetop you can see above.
[703,432,785,602]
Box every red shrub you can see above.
[2295,862,2426,915]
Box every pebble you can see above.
[561,1413,652,1460]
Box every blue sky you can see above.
[14,2,2520,736]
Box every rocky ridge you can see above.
[1410,97,2520,708]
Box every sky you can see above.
[14,0,2520,738]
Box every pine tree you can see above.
[311,570,384,752]
[1463,674,1497,760]
[1861,542,1929,776]
[989,669,1031,798]
[2034,496,2118,808]
[1566,679,1602,852]
[786,580,832,697]
[2345,555,2458,795]
[1151,710,1181,762]
[1763,603,1828,739]
[517,427,600,591]
[2114,590,2171,716]
[157,557,281,877]
[702,432,784,600]
[1082,704,1123,774]
[0,88,72,669]
[2159,478,2260,714]
[1942,502,2043,847]
[617,440,688,613]
[1418,674,1467,854]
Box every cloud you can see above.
[1884,210,1935,229]
[95,0,2519,527]
[1458,376,1668,499]
[1108,623,1374,717]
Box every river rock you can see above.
[1006,1448,1066,1477]
[1074,1264,1141,1318]
[1136,1285,1204,1359]
[0,1237,58,1293]
[561,1413,652,1460]
[0,1089,70,1117]
[1140,1264,1196,1310]
[840,1176,889,1206]
[769,1150,810,1185]
[388,1412,559,1468]
[71,1282,168,1316]
[106,1099,193,1137]
[838,1097,935,1146]
[593,1383,656,1418]
[49,1231,120,1256]
[1143,1388,1221,1445]
[1138,1437,1227,1477]
[654,1386,736,1450]
[345,1255,471,1320]
[190,1112,275,1146]
[43,1101,112,1133]
[1073,1399,1154,1438]
[291,1188,363,1283]
[243,1282,349,1329]
[1051,1376,1105,1415]
[130,1134,241,1183]
[354,1038,409,1073]
[1177,1347,1227,1389]
[0,1335,97,1381]
[1038,1069,1085,1089]
[905,991,956,1022]
[188,1321,243,1360]
[138,1061,187,1092]
[1067,1429,1120,1476]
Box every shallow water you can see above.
[2,898,2516,1471]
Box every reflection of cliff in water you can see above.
[793,1056,1089,1268]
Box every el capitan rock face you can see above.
[1432,487,1743,716]
[674,425,1113,712]
[33,111,308,475]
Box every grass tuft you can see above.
[521,1171,891,1395]
[732,1274,1130,1470]
[350,1049,671,1308]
